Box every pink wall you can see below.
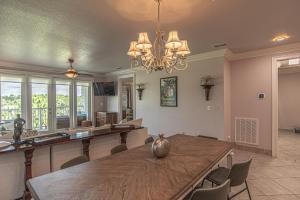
[224,59,231,141]
[230,51,300,151]
[278,72,300,130]
[230,56,273,150]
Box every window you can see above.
[0,76,23,125]
[30,78,50,131]
[76,82,90,127]
[0,73,92,131]
[55,80,71,129]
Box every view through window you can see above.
[0,76,23,131]
[56,80,71,129]
[77,82,90,127]
[31,78,49,130]
[0,74,92,132]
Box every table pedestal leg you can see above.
[82,139,90,160]
[120,132,128,144]
[23,148,34,200]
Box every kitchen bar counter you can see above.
[0,126,141,155]
[0,126,143,200]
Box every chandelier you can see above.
[127,0,191,74]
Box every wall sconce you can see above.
[200,76,215,101]
[136,84,145,100]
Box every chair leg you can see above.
[245,181,252,200]
[229,188,246,199]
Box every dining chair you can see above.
[60,155,89,169]
[202,159,252,200]
[144,136,154,144]
[198,135,218,140]
[187,179,230,200]
[111,144,128,155]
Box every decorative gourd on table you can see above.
[152,134,171,158]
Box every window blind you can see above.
[0,75,24,83]
[29,77,50,84]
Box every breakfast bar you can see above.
[0,126,144,200]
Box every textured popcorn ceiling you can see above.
[0,0,299,73]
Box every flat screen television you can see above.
[93,82,116,96]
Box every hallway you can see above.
[233,130,300,200]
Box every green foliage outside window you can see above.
[1,94,86,130]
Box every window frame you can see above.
[75,81,92,128]
[0,72,93,132]
[0,74,25,126]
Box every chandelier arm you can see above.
[130,59,139,70]
[174,58,188,70]
[166,56,179,68]
[165,66,173,74]
[141,57,154,69]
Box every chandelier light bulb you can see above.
[136,32,152,51]
[127,41,141,58]
[176,40,191,56]
[165,31,182,49]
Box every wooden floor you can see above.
[204,130,300,200]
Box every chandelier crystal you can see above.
[127,0,191,74]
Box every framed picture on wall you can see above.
[160,76,178,107]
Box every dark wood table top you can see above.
[27,134,233,200]
[0,126,141,155]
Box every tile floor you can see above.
[205,130,300,200]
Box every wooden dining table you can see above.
[27,134,233,200]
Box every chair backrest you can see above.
[111,144,128,155]
[189,179,230,200]
[197,135,218,140]
[145,136,154,144]
[61,155,89,169]
[228,158,252,186]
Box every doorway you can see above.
[119,77,134,123]
[272,53,300,157]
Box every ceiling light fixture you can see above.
[272,33,290,42]
[127,0,191,74]
[65,58,78,79]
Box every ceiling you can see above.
[0,0,299,73]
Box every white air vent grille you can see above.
[235,117,259,145]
